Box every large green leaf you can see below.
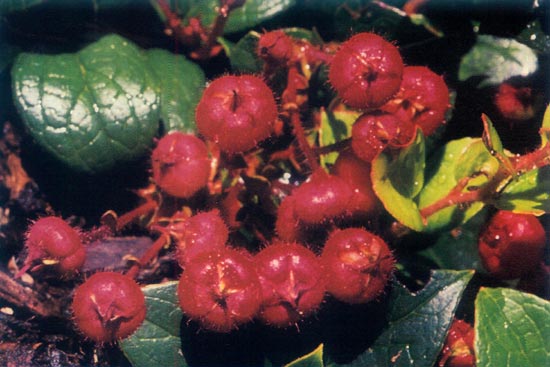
[218,31,264,73]
[146,48,205,133]
[418,137,499,232]
[120,281,187,367]
[495,165,550,215]
[371,131,425,231]
[475,287,550,367]
[332,270,474,367]
[285,344,324,367]
[318,108,360,166]
[458,35,538,87]
[11,34,161,174]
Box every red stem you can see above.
[116,200,157,231]
[125,232,170,279]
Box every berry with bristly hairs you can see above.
[72,272,146,343]
[151,132,210,199]
[328,32,404,109]
[21,216,85,276]
[177,247,262,332]
[478,210,546,279]
[381,66,450,136]
[255,242,326,327]
[195,75,278,153]
[351,112,415,162]
[275,195,302,242]
[173,209,229,267]
[494,83,535,121]
[437,319,475,367]
[258,30,294,65]
[321,228,394,304]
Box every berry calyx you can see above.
[328,32,404,109]
[195,75,278,153]
[20,216,86,276]
[478,210,546,279]
[177,247,262,332]
[437,319,475,367]
[151,132,210,198]
[321,228,394,304]
[381,66,449,136]
[72,272,146,343]
[255,242,325,327]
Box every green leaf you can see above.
[285,344,324,367]
[481,114,513,172]
[458,35,538,87]
[11,34,161,174]
[0,0,43,14]
[475,287,550,367]
[335,270,474,367]
[218,32,263,73]
[418,137,499,232]
[495,165,550,215]
[318,108,360,166]
[540,104,550,146]
[120,281,187,367]
[371,131,425,231]
[517,20,550,54]
[146,48,205,133]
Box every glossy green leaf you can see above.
[334,270,474,367]
[540,104,550,146]
[218,32,263,73]
[372,131,425,231]
[146,48,205,133]
[285,344,324,367]
[11,34,161,174]
[481,114,513,172]
[495,165,550,215]
[318,108,360,166]
[475,287,550,367]
[459,35,538,87]
[418,137,499,232]
[120,281,187,367]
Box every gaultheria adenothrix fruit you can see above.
[195,75,278,153]
[381,66,449,136]
[151,132,210,198]
[275,195,302,242]
[177,247,262,332]
[258,30,294,65]
[437,319,475,367]
[255,242,325,327]
[478,210,546,279]
[72,272,146,343]
[328,32,404,109]
[494,83,535,121]
[321,228,394,304]
[173,209,229,267]
[21,216,86,275]
[351,112,415,163]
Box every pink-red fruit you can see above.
[72,272,146,343]
[22,216,85,275]
[322,228,394,304]
[329,32,404,109]
[438,319,475,367]
[151,132,210,198]
[195,75,278,153]
[494,83,535,121]
[478,210,546,279]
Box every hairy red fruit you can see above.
[275,195,302,242]
[195,75,278,153]
[258,30,293,64]
[331,150,380,217]
[292,169,354,224]
[72,272,146,343]
[494,83,535,121]
[321,228,394,304]
[151,132,210,198]
[255,242,325,327]
[173,209,229,267]
[22,216,85,275]
[478,210,546,279]
[351,112,415,162]
[177,248,261,332]
[381,66,449,136]
[438,319,475,367]
[328,32,404,109]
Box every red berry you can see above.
[478,210,546,279]
[255,242,325,327]
[381,66,449,136]
[351,112,415,162]
[177,248,261,332]
[275,195,302,242]
[173,209,229,267]
[321,228,394,304]
[72,272,146,343]
[438,319,475,367]
[195,75,278,153]
[258,30,293,65]
[292,169,354,224]
[22,216,85,275]
[328,32,404,109]
[494,83,535,121]
[151,132,210,198]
